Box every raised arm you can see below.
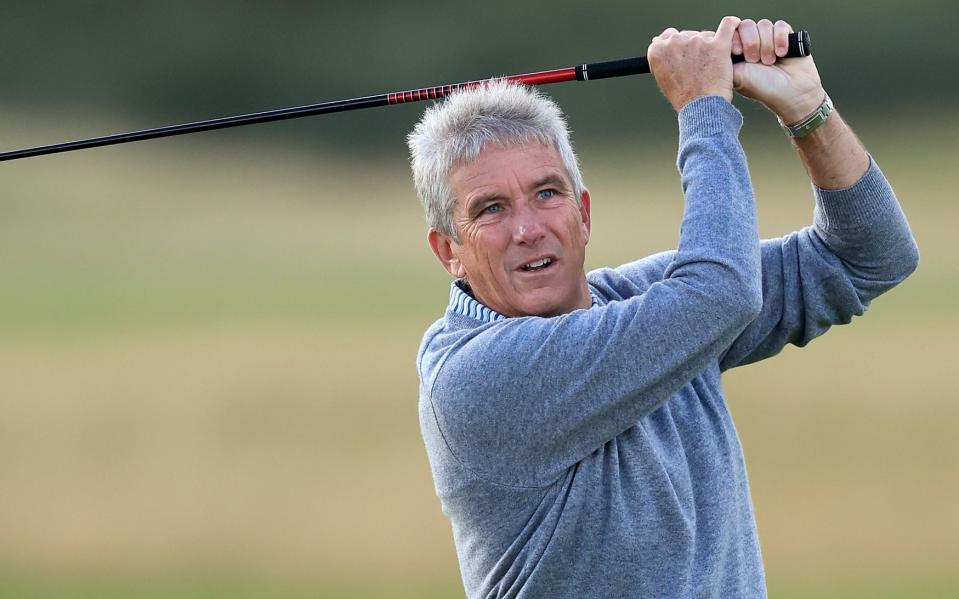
[718,19,919,369]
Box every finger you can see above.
[774,20,793,57]
[653,27,679,42]
[714,15,742,45]
[732,30,743,55]
[757,19,776,65]
[738,19,760,62]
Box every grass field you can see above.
[0,106,957,598]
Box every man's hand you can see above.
[647,16,742,112]
[731,19,825,124]
[648,16,827,124]
[729,18,869,189]
[649,16,868,188]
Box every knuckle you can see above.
[721,15,741,27]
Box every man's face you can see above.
[428,141,592,317]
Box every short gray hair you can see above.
[407,79,584,241]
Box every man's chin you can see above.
[513,290,577,318]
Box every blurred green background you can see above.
[1,2,957,598]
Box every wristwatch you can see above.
[778,94,834,138]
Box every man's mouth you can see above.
[520,257,554,272]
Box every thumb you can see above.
[714,16,742,45]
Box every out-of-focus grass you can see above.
[1,573,955,599]
[0,569,462,599]
[0,106,956,598]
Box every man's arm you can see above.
[791,107,869,189]
[719,162,918,370]
[718,19,919,369]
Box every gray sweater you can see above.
[416,96,919,598]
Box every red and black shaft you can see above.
[0,32,809,162]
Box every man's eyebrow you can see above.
[464,191,505,214]
[463,174,570,215]
[528,174,569,191]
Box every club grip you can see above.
[576,30,811,81]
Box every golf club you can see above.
[0,31,810,162]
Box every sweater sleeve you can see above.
[718,157,919,371]
[422,97,762,487]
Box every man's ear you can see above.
[428,228,467,278]
[579,189,592,244]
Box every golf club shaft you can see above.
[0,31,810,162]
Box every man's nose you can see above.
[511,203,547,245]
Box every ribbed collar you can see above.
[448,280,600,323]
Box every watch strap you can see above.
[779,94,834,138]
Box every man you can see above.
[407,16,918,598]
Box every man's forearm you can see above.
[790,105,870,189]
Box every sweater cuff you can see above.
[813,157,896,231]
[678,96,742,144]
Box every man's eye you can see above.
[538,189,556,199]
[482,203,502,215]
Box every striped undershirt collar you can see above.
[448,280,600,324]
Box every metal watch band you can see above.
[779,94,834,138]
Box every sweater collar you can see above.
[448,279,599,323]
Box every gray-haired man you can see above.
[408,16,918,598]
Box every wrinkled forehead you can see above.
[449,132,547,170]
[448,140,570,203]
[451,138,570,183]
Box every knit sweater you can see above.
[416,96,919,598]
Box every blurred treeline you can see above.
[2,0,955,152]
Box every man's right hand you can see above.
[647,16,742,112]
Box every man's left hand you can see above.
[732,19,825,124]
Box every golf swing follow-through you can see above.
[5,14,918,598]
[408,16,917,598]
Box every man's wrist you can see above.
[774,87,828,127]
[778,93,833,138]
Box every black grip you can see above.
[576,57,651,80]
[576,30,811,81]
[791,30,812,57]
